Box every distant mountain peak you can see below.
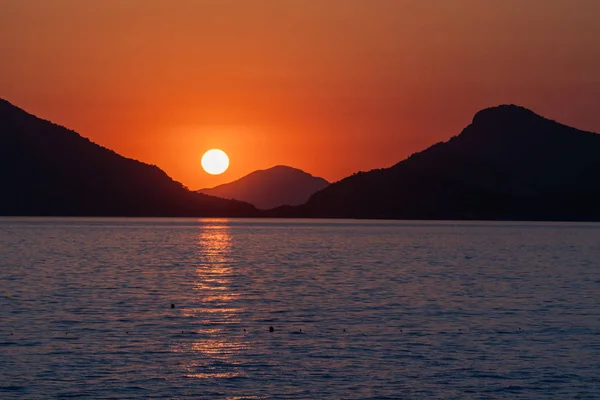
[270,165,296,170]
[198,165,329,209]
[256,165,303,173]
[253,165,324,179]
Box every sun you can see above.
[201,149,229,175]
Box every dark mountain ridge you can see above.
[0,99,257,217]
[198,165,329,209]
[276,105,600,221]
[4,99,599,220]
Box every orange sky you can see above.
[1,0,599,188]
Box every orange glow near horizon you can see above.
[1,1,599,188]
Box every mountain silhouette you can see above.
[198,165,329,209]
[0,99,257,217]
[276,105,600,221]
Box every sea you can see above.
[0,218,599,399]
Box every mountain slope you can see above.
[198,165,329,209]
[289,105,600,221]
[0,99,257,217]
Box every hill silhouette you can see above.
[198,165,329,209]
[0,99,257,217]
[274,105,600,221]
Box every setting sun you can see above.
[201,149,229,175]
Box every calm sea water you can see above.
[0,218,599,399]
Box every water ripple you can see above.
[0,218,599,399]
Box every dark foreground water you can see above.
[0,218,599,399]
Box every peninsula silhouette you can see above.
[274,105,600,221]
[0,99,257,217]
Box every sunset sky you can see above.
[1,0,599,188]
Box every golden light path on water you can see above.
[172,220,249,380]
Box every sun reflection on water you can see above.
[192,221,239,307]
[173,219,249,380]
